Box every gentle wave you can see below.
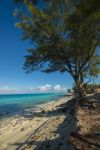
[0,93,65,117]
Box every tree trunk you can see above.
[78,81,87,97]
[74,78,86,98]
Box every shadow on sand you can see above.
[9,98,78,150]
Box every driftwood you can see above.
[70,132,100,150]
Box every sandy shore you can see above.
[70,92,100,150]
[0,95,76,150]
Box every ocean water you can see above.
[0,93,65,117]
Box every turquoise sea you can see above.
[0,93,65,117]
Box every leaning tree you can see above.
[14,0,100,97]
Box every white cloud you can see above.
[54,84,67,92]
[0,86,30,94]
[0,84,67,94]
[54,85,62,91]
[2,86,9,90]
[0,86,9,94]
[37,84,52,92]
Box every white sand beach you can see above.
[0,95,76,150]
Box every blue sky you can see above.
[0,0,100,94]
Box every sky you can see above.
[0,0,100,94]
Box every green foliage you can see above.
[14,0,100,96]
[72,83,77,93]
[15,0,38,5]
[84,83,96,94]
[83,53,100,80]
[67,89,71,93]
[72,83,100,94]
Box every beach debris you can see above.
[70,93,100,150]
[93,132,100,136]
[41,109,45,114]
[70,132,100,150]
[21,127,24,131]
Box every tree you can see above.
[14,0,100,97]
[15,0,38,4]
[79,53,100,90]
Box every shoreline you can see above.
[0,94,75,150]
[0,93,72,120]
[0,93,67,119]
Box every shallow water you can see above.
[0,93,65,117]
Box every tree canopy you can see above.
[14,0,100,97]
[15,0,38,4]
